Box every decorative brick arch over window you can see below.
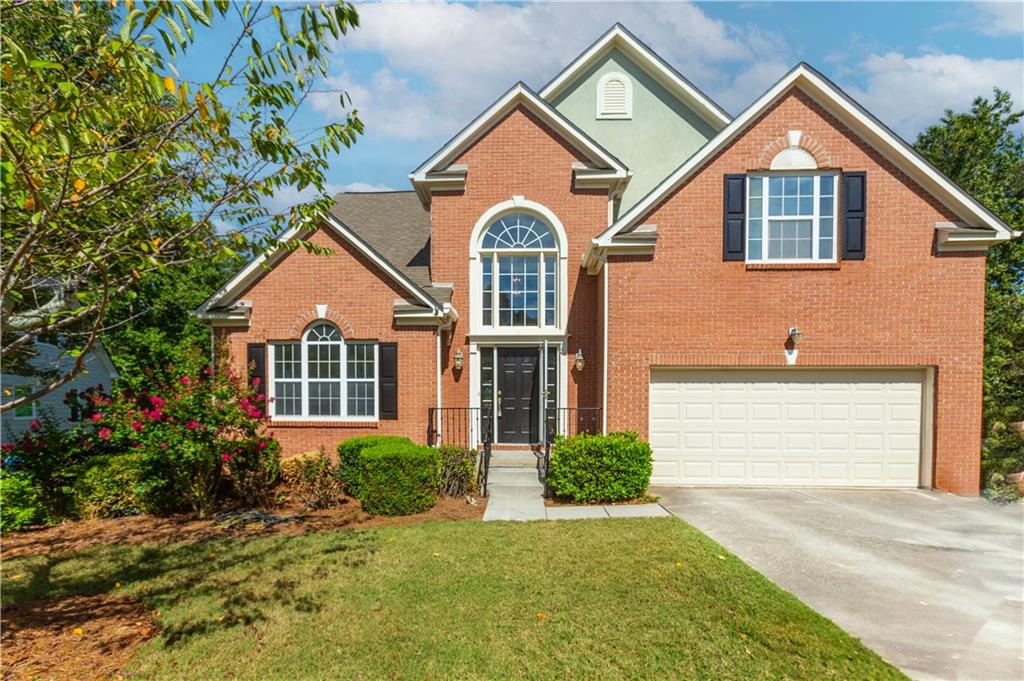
[288,306,355,340]
[752,130,835,171]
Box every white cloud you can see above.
[314,2,772,140]
[845,52,1024,137]
[311,69,450,141]
[973,2,1023,36]
[262,182,396,215]
[309,3,1023,150]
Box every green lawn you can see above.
[2,517,904,680]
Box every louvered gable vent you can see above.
[597,72,632,119]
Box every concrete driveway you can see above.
[654,487,1024,681]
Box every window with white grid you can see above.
[479,213,558,329]
[269,323,378,420]
[747,174,838,263]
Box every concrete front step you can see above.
[488,482,545,498]
[489,451,539,468]
[488,468,541,484]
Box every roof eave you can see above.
[410,82,628,207]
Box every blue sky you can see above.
[178,1,1023,210]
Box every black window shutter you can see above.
[843,172,867,260]
[246,343,267,414]
[723,174,746,261]
[378,343,398,420]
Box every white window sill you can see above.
[270,417,380,426]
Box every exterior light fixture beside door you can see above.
[574,349,586,371]
[453,348,464,371]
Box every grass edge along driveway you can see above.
[2,516,905,680]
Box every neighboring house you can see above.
[196,25,1015,495]
[1,341,119,444]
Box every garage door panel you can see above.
[649,369,923,488]
[718,432,747,450]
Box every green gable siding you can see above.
[549,48,717,213]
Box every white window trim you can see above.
[746,172,839,264]
[268,330,379,423]
[469,199,569,338]
[596,71,633,120]
[481,248,559,331]
[11,385,37,420]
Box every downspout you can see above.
[602,260,609,434]
[435,327,443,444]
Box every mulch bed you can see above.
[1,593,158,681]
[2,496,486,559]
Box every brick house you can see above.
[197,25,1015,495]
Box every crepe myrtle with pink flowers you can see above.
[2,356,282,520]
[77,363,280,516]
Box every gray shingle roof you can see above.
[326,191,443,302]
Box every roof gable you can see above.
[540,24,731,131]
[410,82,629,207]
[596,62,1015,248]
[195,206,443,323]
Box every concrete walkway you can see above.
[656,487,1024,681]
[481,450,669,521]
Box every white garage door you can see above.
[649,369,924,487]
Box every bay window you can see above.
[747,174,837,262]
[270,323,377,420]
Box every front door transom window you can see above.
[479,213,558,328]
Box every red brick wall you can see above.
[605,89,986,494]
[217,226,437,457]
[430,105,608,415]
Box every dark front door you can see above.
[497,348,539,444]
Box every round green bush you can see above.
[336,435,412,497]
[357,443,440,516]
[547,431,653,503]
[72,453,146,518]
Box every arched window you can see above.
[597,71,633,119]
[479,213,558,327]
[270,322,377,419]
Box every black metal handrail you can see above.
[427,406,494,449]
[427,406,493,497]
[540,407,602,497]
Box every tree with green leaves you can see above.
[915,89,1024,428]
[1,0,361,412]
[916,89,1024,497]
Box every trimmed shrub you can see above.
[547,431,653,503]
[438,445,477,497]
[226,438,282,508]
[358,443,440,516]
[0,471,45,533]
[72,454,146,519]
[336,435,412,497]
[281,449,344,510]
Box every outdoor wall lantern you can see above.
[574,349,586,372]
[785,327,802,367]
[453,349,464,371]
